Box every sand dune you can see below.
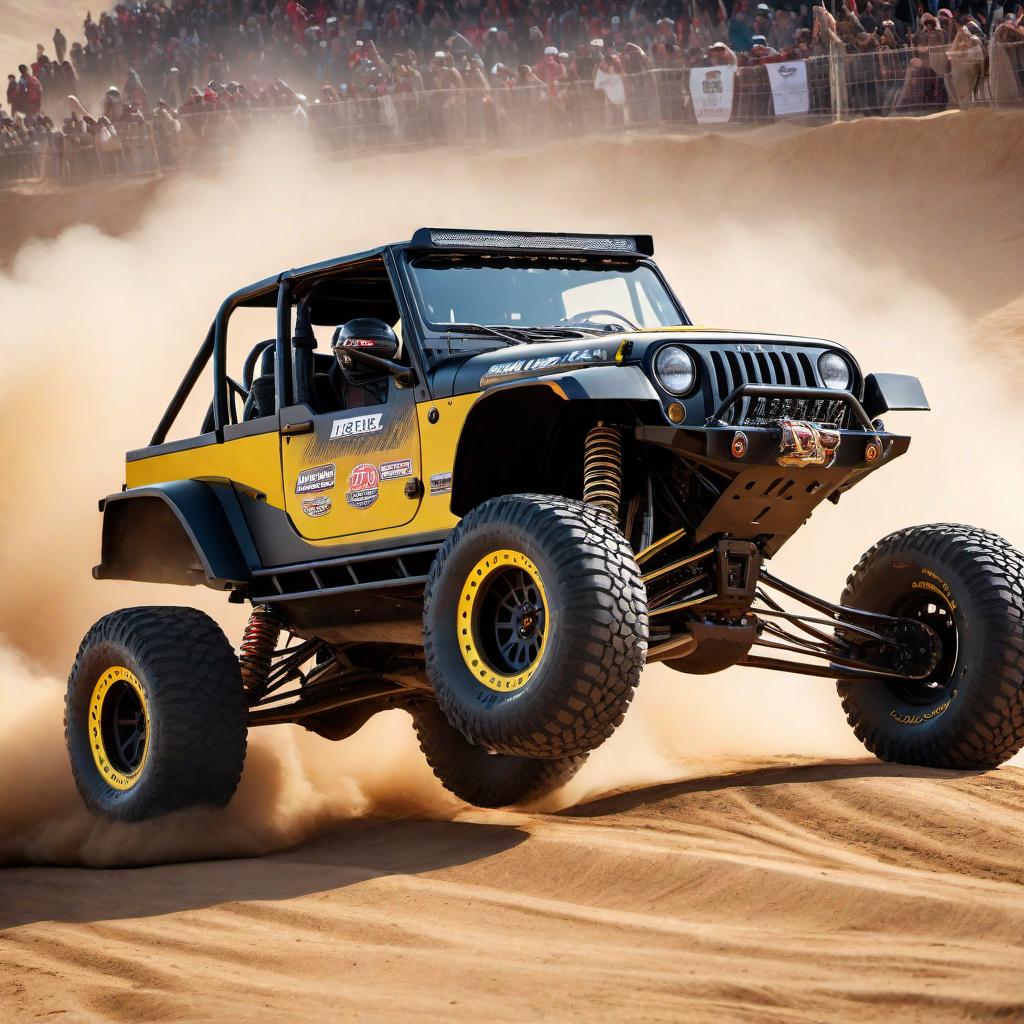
[5,761,1024,1022]
[1,109,1023,1021]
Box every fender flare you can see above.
[95,481,258,589]
[449,366,662,515]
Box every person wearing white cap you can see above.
[708,41,738,65]
[753,3,773,39]
[534,44,566,93]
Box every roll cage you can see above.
[148,229,686,448]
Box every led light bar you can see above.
[410,227,654,256]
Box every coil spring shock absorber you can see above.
[239,607,281,697]
[583,422,623,521]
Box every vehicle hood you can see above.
[434,328,851,398]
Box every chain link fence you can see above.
[2,41,1022,188]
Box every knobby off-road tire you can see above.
[411,702,587,807]
[65,606,248,821]
[838,524,1024,770]
[423,494,648,759]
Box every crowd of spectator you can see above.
[2,0,1023,183]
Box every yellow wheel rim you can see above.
[459,549,549,692]
[88,666,150,791]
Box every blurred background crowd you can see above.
[2,0,1023,182]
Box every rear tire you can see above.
[411,702,586,807]
[838,525,1024,770]
[65,606,248,822]
[423,494,647,759]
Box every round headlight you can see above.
[818,351,851,391]
[654,345,696,395]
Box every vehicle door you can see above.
[279,375,422,542]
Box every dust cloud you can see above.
[0,2,88,98]
[1,111,1022,865]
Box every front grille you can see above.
[706,348,854,429]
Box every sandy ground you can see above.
[5,760,1024,1022]
[1,108,1023,1021]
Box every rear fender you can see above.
[95,481,258,589]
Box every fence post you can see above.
[829,36,847,121]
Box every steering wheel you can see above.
[561,309,639,331]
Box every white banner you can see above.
[689,66,735,124]
[766,61,810,116]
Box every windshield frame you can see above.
[399,250,690,357]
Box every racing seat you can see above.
[243,340,277,421]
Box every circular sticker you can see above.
[346,463,380,509]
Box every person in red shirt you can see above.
[533,46,565,94]
[17,65,43,117]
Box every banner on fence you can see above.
[766,61,810,116]
[689,66,736,123]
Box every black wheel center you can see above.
[476,567,547,676]
[101,681,147,774]
[516,603,540,639]
[887,592,959,704]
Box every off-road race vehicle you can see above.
[67,228,1024,822]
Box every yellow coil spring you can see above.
[583,423,623,520]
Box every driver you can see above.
[331,318,401,409]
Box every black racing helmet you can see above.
[331,317,399,385]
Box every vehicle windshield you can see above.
[408,255,684,333]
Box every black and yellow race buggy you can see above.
[67,229,1024,822]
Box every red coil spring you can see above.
[239,608,281,696]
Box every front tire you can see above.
[838,525,1024,770]
[411,702,586,807]
[423,494,647,759]
[65,606,248,821]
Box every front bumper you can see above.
[635,387,911,556]
[637,420,910,472]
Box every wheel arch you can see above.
[450,367,661,516]
[94,481,257,589]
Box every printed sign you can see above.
[379,458,413,481]
[301,495,332,518]
[330,413,383,439]
[346,463,380,509]
[295,463,336,494]
[689,66,736,124]
[430,471,453,496]
[766,61,809,116]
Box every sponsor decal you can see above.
[301,495,332,518]
[746,395,847,428]
[330,412,383,439]
[295,463,336,495]
[379,458,413,481]
[481,347,609,385]
[889,690,957,725]
[911,579,957,610]
[430,471,453,496]
[346,463,380,509]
